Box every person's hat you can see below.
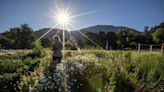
[52,35,61,41]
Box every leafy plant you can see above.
[33,41,45,58]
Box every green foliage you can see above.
[82,22,164,49]
[88,76,103,92]
[153,28,164,43]
[84,31,118,49]
[83,32,98,47]
[0,53,41,92]
[17,24,35,49]
[40,37,52,48]
[117,29,136,49]
[33,41,45,57]
[143,29,153,44]
[0,50,164,92]
[159,22,164,28]
[65,51,72,57]
[0,24,34,49]
[135,34,147,44]
[68,51,164,92]
[106,31,118,49]
[65,41,78,50]
[141,22,164,44]
[84,29,137,49]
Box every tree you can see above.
[0,24,35,49]
[149,26,156,34]
[117,29,135,49]
[106,32,118,49]
[153,28,164,43]
[41,37,52,48]
[84,31,106,49]
[16,24,34,49]
[143,26,153,44]
[0,27,20,49]
[149,23,164,34]
[144,26,149,34]
[0,38,14,49]
[134,34,147,44]
[83,32,97,48]
[97,31,106,48]
[159,22,164,28]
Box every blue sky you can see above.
[0,0,164,32]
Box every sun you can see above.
[49,3,96,30]
[55,12,71,25]
[53,4,73,27]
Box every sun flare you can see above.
[37,2,98,49]
[55,12,71,25]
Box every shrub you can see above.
[33,41,45,58]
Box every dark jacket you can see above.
[52,41,62,57]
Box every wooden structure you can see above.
[161,43,164,54]
[138,43,164,54]
[106,40,108,50]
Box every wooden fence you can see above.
[138,43,164,54]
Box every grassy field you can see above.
[0,49,164,92]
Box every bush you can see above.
[33,41,45,58]
[0,53,42,92]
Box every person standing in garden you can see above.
[49,35,62,81]
[52,35,62,65]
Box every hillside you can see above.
[0,25,140,40]
[34,28,70,40]
[70,25,140,39]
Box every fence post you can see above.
[105,40,108,50]
[150,45,153,52]
[161,43,164,54]
[138,43,141,53]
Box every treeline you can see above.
[0,24,52,49]
[0,23,164,50]
[82,23,164,49]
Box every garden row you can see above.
[33,50,164,92]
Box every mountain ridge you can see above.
[70,25,141,39]
[0,25,141,40]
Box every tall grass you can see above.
[0,49,163,92]
[66,50,164,92]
